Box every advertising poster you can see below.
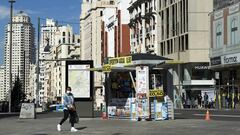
[155,102,163,120]
[136,66,149,120]
[136,66,149,93]
[68,64,90,98]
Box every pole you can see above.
[8,0,15,113]
[36,17,40,108]
[176,22,182,109]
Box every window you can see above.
[62,32,65,36]
[231,18,238,45]
[216,23,222,48]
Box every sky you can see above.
[0,0,82,65]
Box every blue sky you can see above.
[0,0,82,65]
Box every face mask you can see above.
[66,91,71,94]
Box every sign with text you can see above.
[221,52,240,65]
[149,89,164,97]
[109,56,132,66]
[210,57,221,66]
[19,103,35,119]
[103,64,111,72]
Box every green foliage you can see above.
[11,77,26,112]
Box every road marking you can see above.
[174,113,182,115]
[193,114,240,118]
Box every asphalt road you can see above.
[175,109,240,121]
[1,114,240,135]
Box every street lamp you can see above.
[8,0,15,113]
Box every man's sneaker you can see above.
[57,124,61,131]
[71,127,78,132]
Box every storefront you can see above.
[182,63,215,109]
[102,53,173,120]
[210,53,240,109]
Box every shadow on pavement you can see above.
[76,126,87,130]
[112,133,123,135]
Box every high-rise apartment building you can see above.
[4,11,35,101]
[0,65,5,101]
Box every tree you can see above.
[11,76,26,112]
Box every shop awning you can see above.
[130,53,172,66]
[85,53,172,72]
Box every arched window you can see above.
[231,18,238,45]
[216,23,222,48]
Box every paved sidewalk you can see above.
[0,114,240,135]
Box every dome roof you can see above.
[15,11,29,17]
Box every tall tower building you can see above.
[0,65,5,101]
[4,11,35,100]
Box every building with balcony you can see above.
[39,19,81,105]
[210,2,240,109]
[128,0,158,54]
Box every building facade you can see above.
[4,11,35,101]
[128,0,214,108]
[39,19,81,104]
[29,64,37,101]
[99,0,131,110]
[210,2,240,109]
[39,19,59,105]
[80,0,116,110]
[128,0,159,54]
[0,65,5,101]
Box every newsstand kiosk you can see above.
[103,53,174,121]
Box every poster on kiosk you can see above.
[135,66,149,120]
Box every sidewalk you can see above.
[0,112,240,135]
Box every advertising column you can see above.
[135,66,149,120]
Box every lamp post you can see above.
[8,0,15,113]
[36,17,40,108]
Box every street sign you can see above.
[149,89,164,97]
[103,64,111,72]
